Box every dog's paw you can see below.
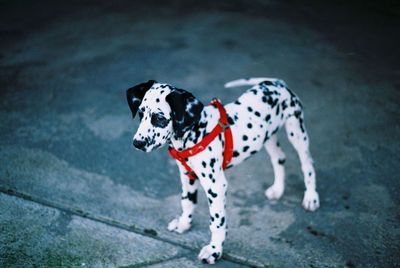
[167,218,191,233]
[198,244,222,264]
[302,190,320,211]
[265,184,284,200]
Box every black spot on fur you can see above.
[234,100,241,105]
[299,118,305,133]
[227,116,235,125]
[233,151,240,157]
[263,131,269,143]
[208,189,218,198]
[282,100,288,110]
[202,161,207,168]
[243,146,249,152]
[250,150,257,155]
[219,217,225,227]
[255,111,261,117]
[247,107,253,112]
[188,191,197,204]
[262,96,268,103]
[247,123,252,128]
[210,158,216,168]
[278,159,286,165]
[263,81,274,86]
[263,90,274,96]
[265,114,271,121]
[242,135,248,141]
[199,121,208,129]
[271,99,278,108]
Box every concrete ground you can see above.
[1,0,399,267]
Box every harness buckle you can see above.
[218,120,230,130]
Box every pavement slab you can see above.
[0,193,183,267]
[1,0,399,267]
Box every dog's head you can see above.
[126,80,204,152]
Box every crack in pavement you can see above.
[0,185,266,267]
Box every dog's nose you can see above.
[133,139,147,150]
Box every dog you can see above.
[126,78,319,264]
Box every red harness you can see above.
[168,99,234,180]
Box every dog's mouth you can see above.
[152,143,162,150]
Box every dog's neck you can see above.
[169,105,220,151]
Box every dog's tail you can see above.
[224,77,286,88]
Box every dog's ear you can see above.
[166,88,204,138]
[126,80,156,118]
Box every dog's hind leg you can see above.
[168,161,199,233]
[264,134,286,200]
[285,114,320,211]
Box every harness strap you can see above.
[168,99,233,180]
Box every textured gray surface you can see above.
[1,0,399,267]
[0,193,183,267]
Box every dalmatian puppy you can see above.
[126,78,319,264]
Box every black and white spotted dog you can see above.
[126,78,319,264]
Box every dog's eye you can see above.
[151,113,169,128]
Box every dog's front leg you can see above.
[168,161,199,233]
[198,170,228,264]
